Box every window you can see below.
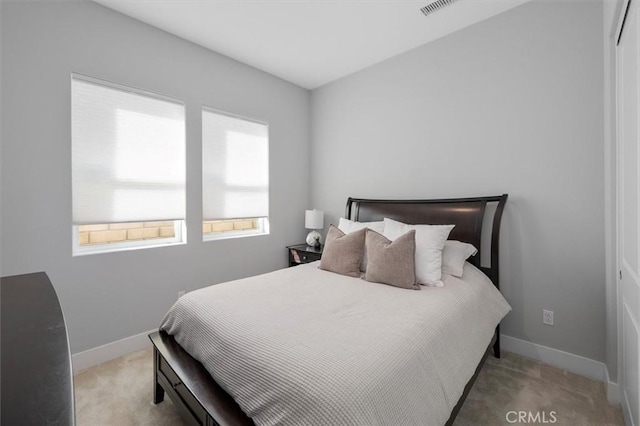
[202,108,269,240]
[71,74,186,255]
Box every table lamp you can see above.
[305,209,324,248]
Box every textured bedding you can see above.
[161,262,511,426]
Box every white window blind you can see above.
[72,75,186,225]
[202,108,269,221]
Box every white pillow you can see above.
[383,218,454,287]
[442,240,478,278]
[338,218,385,272]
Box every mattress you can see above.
[161,261,511,426]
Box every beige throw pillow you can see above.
[319,225,366,277]
[364,229,419,290]
[337,218,385,272]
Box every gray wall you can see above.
[310,1,606,361]
[0,1,310,353]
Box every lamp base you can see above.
[306,230,322,248]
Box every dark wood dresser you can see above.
[1,272,75,425]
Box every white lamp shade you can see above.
[305,209,324,230]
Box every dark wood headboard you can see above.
[345,194,508,289]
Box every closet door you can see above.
[618,0,640,423]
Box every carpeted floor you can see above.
[455,353,623,426]
[75,348,624,426]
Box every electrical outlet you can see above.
[543,309,554,326]
[178,290,186,299]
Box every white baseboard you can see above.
[501,334,622,405]
[605,367,622,405]
[72,329,156,374]
[501,334,608,382]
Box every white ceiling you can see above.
[94,0,532,89]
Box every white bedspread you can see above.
[161,262,511,426]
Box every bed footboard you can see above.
[150,330,497,426]
[149,331,253,426]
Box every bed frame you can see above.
[149,194,508,426]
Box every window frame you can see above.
[201,106,270,242]
[71,73,187,256]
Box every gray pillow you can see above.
[319,225,366,277]
[364,229,418,290]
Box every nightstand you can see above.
[287,243,323,267]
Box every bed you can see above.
[149,194,509,426]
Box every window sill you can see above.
[72,239,186,257]
[203,231,269,242]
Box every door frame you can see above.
[616,1,639,424]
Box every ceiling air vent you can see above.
[420,0,458,17]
